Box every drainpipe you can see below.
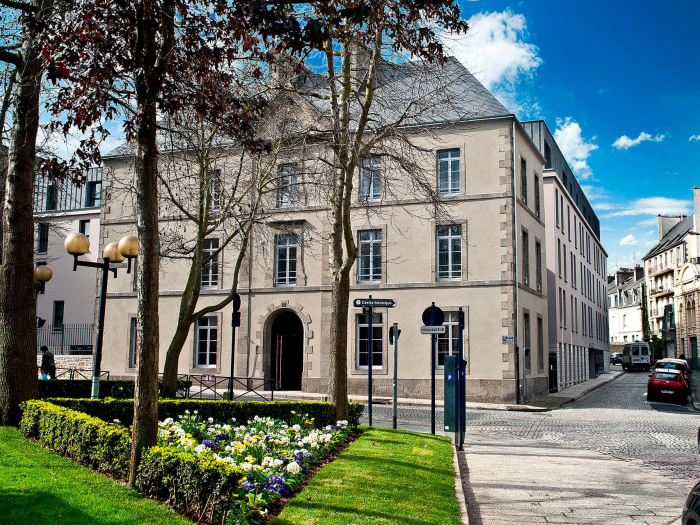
[511,120,522,403]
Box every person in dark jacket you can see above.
[40,346,56,379]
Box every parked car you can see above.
[655,358,691,385]
[622,342,651,371]
[683,480,700,525]
[647,368,688,403]
[610,352,623,365]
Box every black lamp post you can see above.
[64,233,138,398]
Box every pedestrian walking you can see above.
[40,345,56,380]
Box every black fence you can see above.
[157,374,275,401]
[37,324,93,355]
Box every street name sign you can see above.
[353,298,396,308]
[421,325,446,334]
[502,336,514,344]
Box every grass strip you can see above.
[0,426,193,525]
[270,426,460,525]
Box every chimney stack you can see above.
[657,215,682,240]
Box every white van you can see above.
[622,342,651,371]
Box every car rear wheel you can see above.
[647,390,655,402]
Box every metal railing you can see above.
[37,324,93,355]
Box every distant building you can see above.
[643,187,700,368]
[607,266,644,344]
[33,168,102,355]
[523,120,610,393]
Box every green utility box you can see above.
[444,355,466,433]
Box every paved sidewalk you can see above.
[690,372,700,411]
[457,432,691,525]
[529,370,624,409]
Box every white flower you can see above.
[292,424,301,432]
[184,410,190,415]
[272,459,284,468]
[163,418,173,425]
[208,417,214,423]
[193,410,198,415]
[240,463,253,471]
[286,461,301,475]
[113,419,121,424]
[194,444,206,454]
[337,420,348,426]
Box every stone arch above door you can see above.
[254,301,314,378]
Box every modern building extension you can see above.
[607,266,644,344]
[522,120,610,393]
[33,168,103,355]
[99,57,551,403]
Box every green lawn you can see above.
[270,426,461,525]
[0,426,193,525]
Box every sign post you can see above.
[353,296,396,427]
[389,323,401,429]
[421,302,444,435]
[228,292,241,399]
[457,307,465,451]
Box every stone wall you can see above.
[37,354,93,374]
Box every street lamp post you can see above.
[64,233,138,398]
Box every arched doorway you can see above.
[269,311,304,390]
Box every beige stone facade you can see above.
[98,114,550,403]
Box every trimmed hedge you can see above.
[137,446,244,525]
[45,398,365,428]
[38,379,192,399]
[20,400,131,478]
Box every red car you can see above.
[647,369,688,403]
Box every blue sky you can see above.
[448,0,700,271]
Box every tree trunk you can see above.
[328,273,350,420]
[128,99,161,487]
[0,29,43,426]
[161,315,195,398]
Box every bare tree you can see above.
[0,0,55,426]
[271,4,470,418]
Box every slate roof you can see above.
[643,215,695,259]
[105,57,512,158]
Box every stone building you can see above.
[607,266,644,344]
[643,187,700,368]
[98,58,550,403]
[522,120,610,393]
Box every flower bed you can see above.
[138,410,353,524]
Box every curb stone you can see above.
[451,440,469,525]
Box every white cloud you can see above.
[619,234,637,246]
[594,202,617,211]
[603,197,693,218]
[690,135,700,141]
[612,132,665,150]
[444,10,543,118]
[637,218,659,228]
[553,117,598,180]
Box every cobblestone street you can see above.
[363,367,700,524]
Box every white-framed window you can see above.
[129,317,138,368]
[277,165,298,208]
[436,312,460,368]
[196,317,218,367]
[356,313,382,369]
[437,225,462,281]
[275,234,297,286]
[201,238,219,288]
[359,157,381,202]
[438,149,460,196]
[358,230,382,283]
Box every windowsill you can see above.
[274,283,296,288]
[357,280,382,285]
[438,192,460,197]
[437,278,462,282]
[359,199,382,204]
[194,365,217,369]
[356,367,383,371]
[201,285,219,290]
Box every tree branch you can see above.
[0,0,36,12]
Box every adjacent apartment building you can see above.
[99,57,550,403]
[522,121,610,393]
[33,168,102,354]
[642,187,700,367]
[607,266,644,343]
